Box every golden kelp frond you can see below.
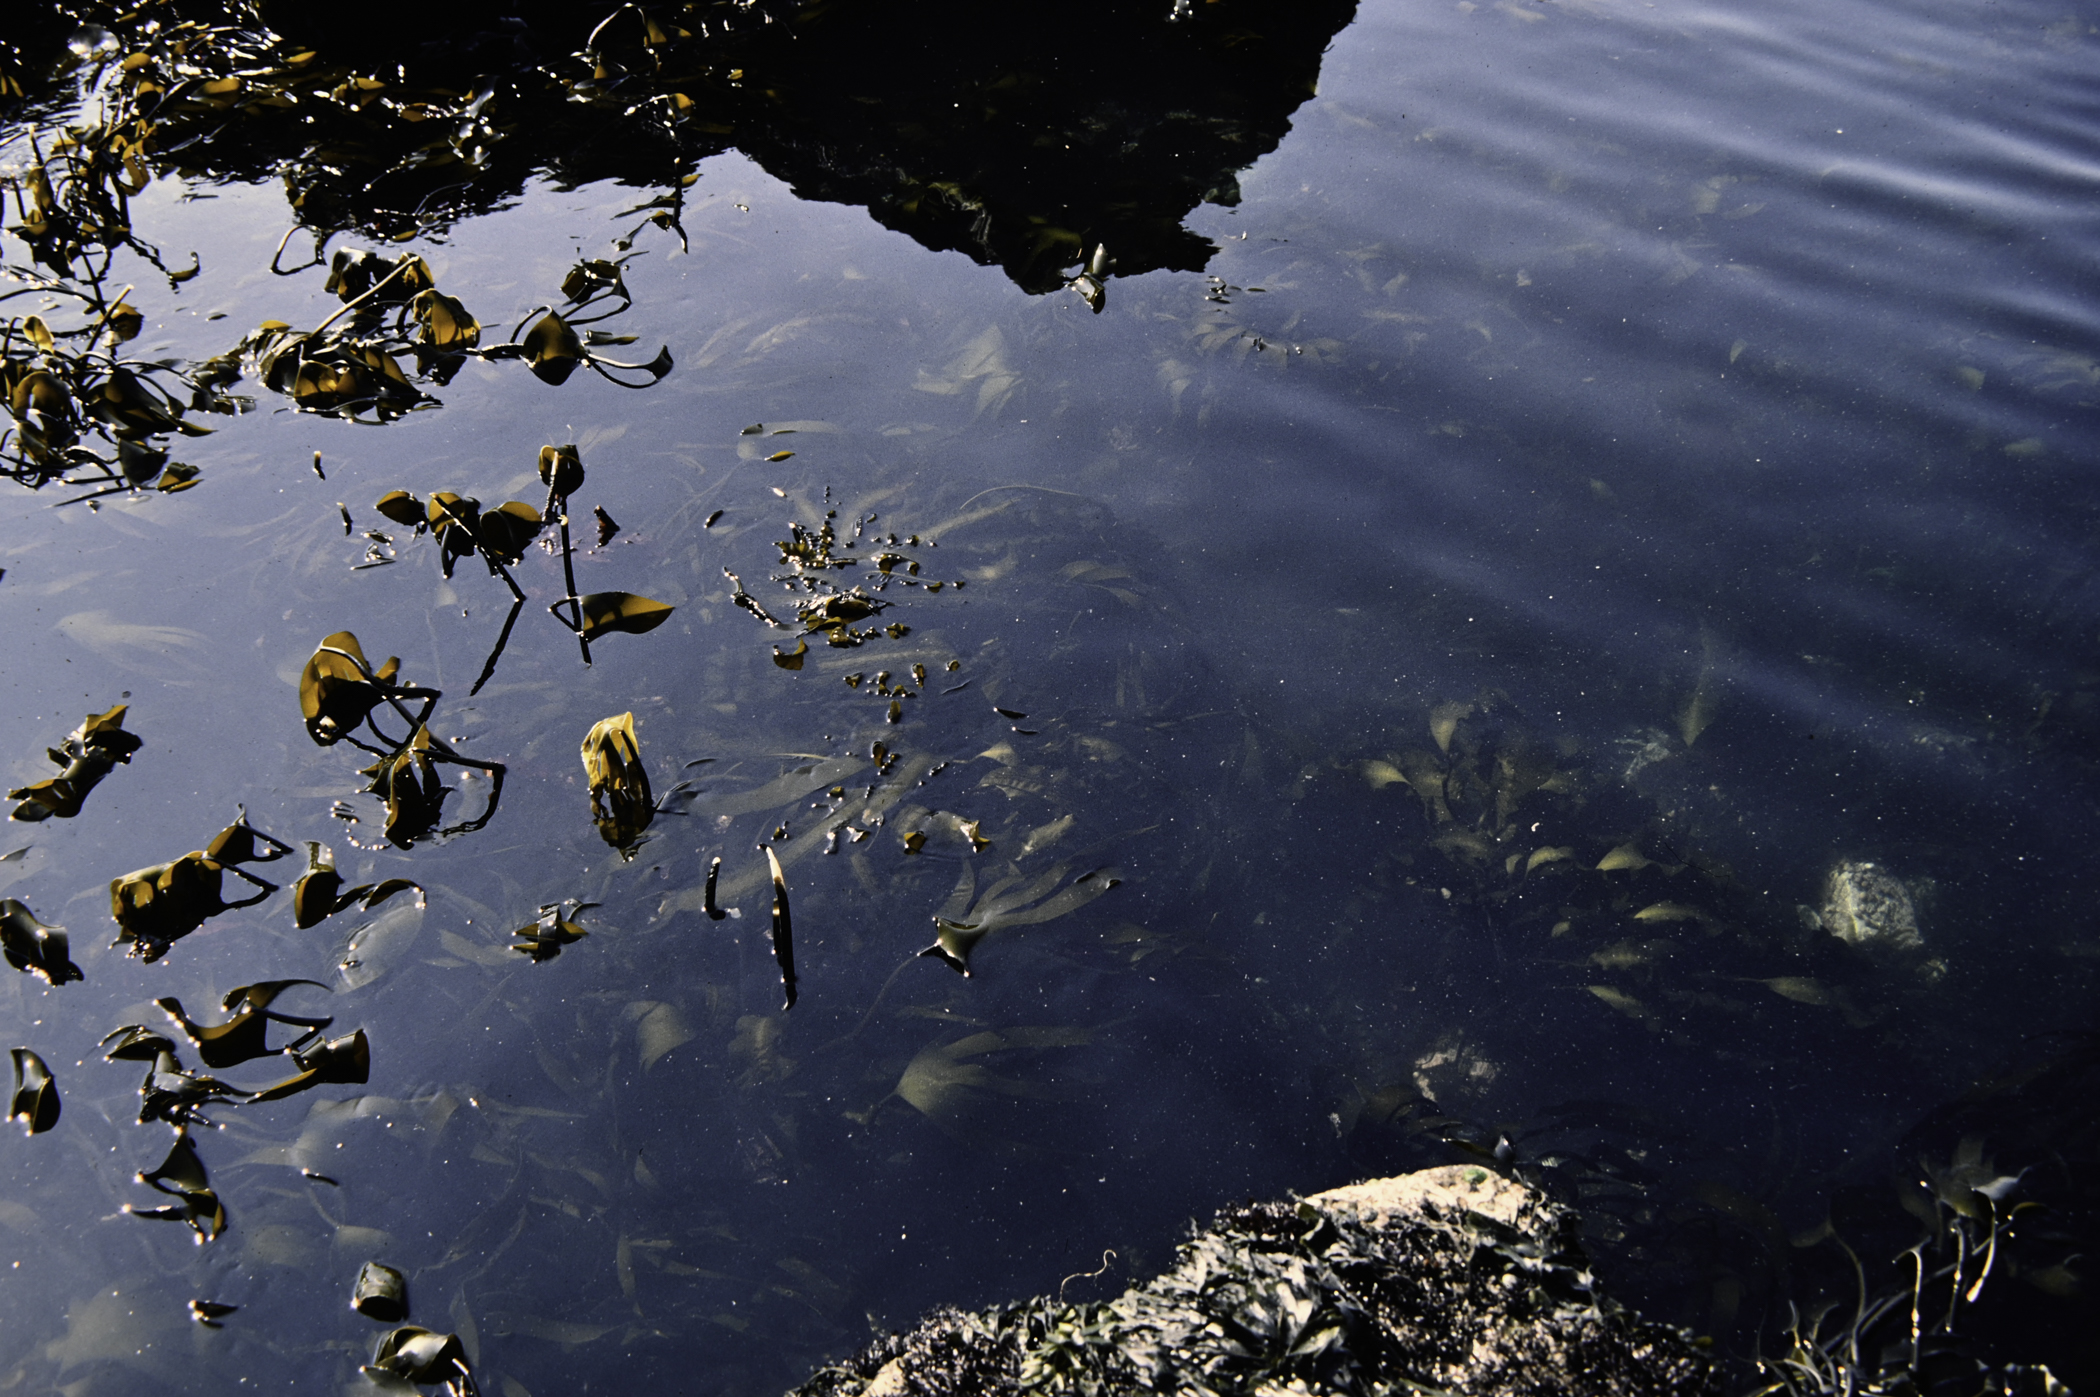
[582,712,654,854]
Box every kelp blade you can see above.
[576,593,675,642]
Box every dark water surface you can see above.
[2,0,2097,1392]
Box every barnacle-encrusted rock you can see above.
[789,1165,1718,1397]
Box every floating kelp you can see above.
[411,289,479,357]
[247,1029,371,1102]
[300,631,418,747]
[99,1024,175,1062]
[0,92,232,501]
[138,1059,247,1131]
[0,897,82,984]
[7,703,141,821]
[722,501,967,691]
[227,240,667,427]
[297,633,505,845]
[767,847,798,1010]
[365,1325,477,1396]
[244,328,429,422]
[567,591,676,645]
[353,1261,409,1323]
[539,443,585,500]
[511,901,595,963]
[156,980,333,1069]
[8,1048,59,1134]
[128,1132,226,1243]
[367,446,666,686]
[109,814,292,962]
[517,310,584,386]
[188,1300,237,1329]
[291,842,423,930]
[459,248,670,387]
[370,488,542,593]
[229,248,442,420]
[102,1023,253,1128]
[697,854,726,922]
[358,727,453,846]
[582,712,654,855]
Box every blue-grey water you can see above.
[2,0,2096,1392]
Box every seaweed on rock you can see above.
[789,1166,1719,1397]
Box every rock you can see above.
[1806,859,1924,954]
[788,1165,1720,1397]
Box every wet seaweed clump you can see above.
[1,24,240,503]
[791,1165,1717,1397]
[222,246,671,426]
[364,445,674,690]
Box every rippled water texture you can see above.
[1,0,2096,1392]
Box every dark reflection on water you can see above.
[17,0,1353,291]
[3,0,2099,1393]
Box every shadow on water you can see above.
[11,0,1354,290]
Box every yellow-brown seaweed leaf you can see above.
[575,592,675,642]
[582,712,653,853]
[523,311,584,385]
[299,632,401,746]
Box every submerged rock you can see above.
[1806,859,1924,954]
[790,1165,1718,1397]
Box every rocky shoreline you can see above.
[788,1166,1720,1397]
